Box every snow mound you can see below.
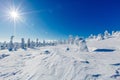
[0,54,9,59]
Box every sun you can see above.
[10,10,19,20]
[1,1,40,36]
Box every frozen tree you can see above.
[97,34,104,40]
[112,31,115,36]
[112,31,120,37]
[27,38,31,48]
[21,38,25,49]
[0,44,4,50]
[38,42,42,47]
[30,41,35,48]
[8,36,14,51]
[93,35,97,39]
[36,38,39,47]
[104,30,110,39]
[68,35,74,45]
[74,36,84,46]
[43,40,46,46]
[88,34,94,39]
[14,43,19,51]
[79,39,88,52]
[0,41,7,50]
[74,36,80,46]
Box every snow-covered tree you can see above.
[74,36,84,46]
[112,31,115,36]
[74,36,80,46]
[30,41,35,48]
[0,44,4,50]
[8,36,14,51]
[97,34,104,40]
[93,35,97,39]
[14,42,19,51]
[79,39,88,52]
[0,41,7,50]
[27,38,31,48]
[43,40,46,46]
[104,30,110,39]
[21,38,25,49]
[112,31,120,37]
[36,38,39,47]
[38,42,42,47]
[88,34,94,39]
[68,35,74,45]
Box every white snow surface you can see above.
[0,37,120,80]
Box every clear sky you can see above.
[0,0,120,41]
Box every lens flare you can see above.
[10,10,19,20]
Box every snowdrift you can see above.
[0,37,120,80]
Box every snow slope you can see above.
[0,37,120,80]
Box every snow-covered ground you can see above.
[0,37,120,80]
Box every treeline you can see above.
[88,30,120,40]
[0,36,58,51]
[0,35,89,52]
[1,30,117,52]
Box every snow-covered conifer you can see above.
[68,35,74,45]
[88,34,95,39]
[36,38,39,47]
[74,36,84,46]
[74,36,80,46]
[27,38,31,48]
[79,39,88,52]
[97,34,104,40]
[112,31,115,36]
[1,41,7,50]
[8,36,14,51]
[21,38,25,49]
[30,41,35,48]
[43,40,46,46]
[104,30,110,39]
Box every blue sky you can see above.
[0,0,120,41]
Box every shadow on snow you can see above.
[94,49,115,52]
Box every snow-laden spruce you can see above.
[97,34,104,40]
[21,38,26,49]
[74,35,80,46]
[68,35,74,45]
[8,36,14,51]
[79,39,89,52]
[104,30,111,39]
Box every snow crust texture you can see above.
[0,37,120,80]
